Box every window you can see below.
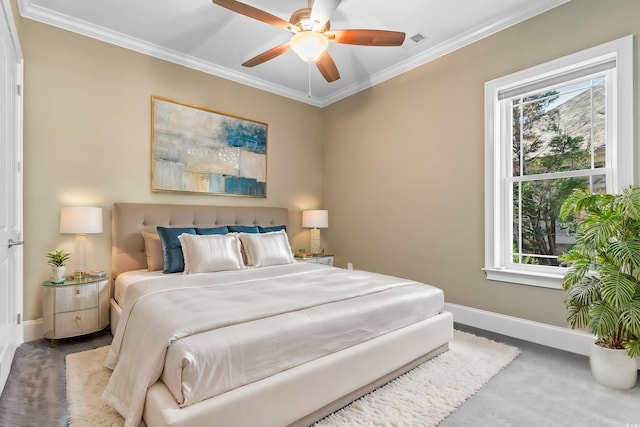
[484,36,633,289]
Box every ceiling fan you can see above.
[212,0,406,83]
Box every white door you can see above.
[0,0,23,395]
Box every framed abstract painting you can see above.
[151,96,267,197]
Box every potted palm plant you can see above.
[46,249,71,283]
[560,186,640,390]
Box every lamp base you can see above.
[74,233,88,279]
[310,228,321,255]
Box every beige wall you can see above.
[14,0,640,328]
[18,16,324,321]
[322,0,640,327]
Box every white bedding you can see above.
[114,269,164,306]
[113,261,313,306]
[104,263,445,427]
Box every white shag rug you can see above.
[66,330,519,427]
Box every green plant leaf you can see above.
[620,296,640,337]
[607,238,640,274]
[561,266,587,291]
[560,249,592,292]
[566,303,590,329]
[46,249,71,267]
[589,301,620,340]
[616,186,640,221]
[565,275,599,306]
[598,265,636,308]
[623,339,640,358]
[559,247,593,266]
[559,189,588,220]
[559,189,612,220]
[579,210,620,250]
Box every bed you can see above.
[106,202,453,427]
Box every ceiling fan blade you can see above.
[242,43,291,67]
[327,29,406,46]
[310,0,341,31]
[212,0,293,31]
[315,51,340,82]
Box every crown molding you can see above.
[321,0,571,106]
[18,0,569,108]
[16,0,326,107]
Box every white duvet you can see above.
[103,263,444,427]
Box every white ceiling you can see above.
[17,0,569,107]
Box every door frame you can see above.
[0,0,24,395]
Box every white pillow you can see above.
[239,230,295,267]
[178,233,245,274]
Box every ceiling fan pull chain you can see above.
[308,62,312,98]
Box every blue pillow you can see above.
[227,225,259,233]
[258,225,286,233]
[195,226,229,235]
[156,226,195,273]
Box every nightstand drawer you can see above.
[54,283,98,312]
[54,309,99,338]
[312,256,334,265]
[296,255,335,266]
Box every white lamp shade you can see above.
[290,31,329,62]
[302,210,328,228]
[60,207,103,234]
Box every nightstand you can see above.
[295,254,335,266]
[42,276,109,343]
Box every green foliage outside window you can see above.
[511,79,605,267]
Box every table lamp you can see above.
[302,210,328,255]
[60,207,103,278]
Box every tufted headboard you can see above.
[111,203,289,279]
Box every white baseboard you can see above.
[22,318,43,343]
[444,302,594,356]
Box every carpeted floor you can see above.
[447,324,640,427]
[0,329,112,427]
[64,330,518,427]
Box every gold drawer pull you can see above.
[75,289,80,295]
[75,315,81,321]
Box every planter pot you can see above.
[590,342,638,390]
[51,266,65,283]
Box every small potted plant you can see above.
[46,249,71,283]
[560,186,640,390]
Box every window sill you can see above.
[483,267,564,289]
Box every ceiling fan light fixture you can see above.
[290,31,328,62]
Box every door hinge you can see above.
[17,84,21,96]
[17,313,21,324]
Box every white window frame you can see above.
[484,35,634,289]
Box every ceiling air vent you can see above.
[404,32,428,49]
